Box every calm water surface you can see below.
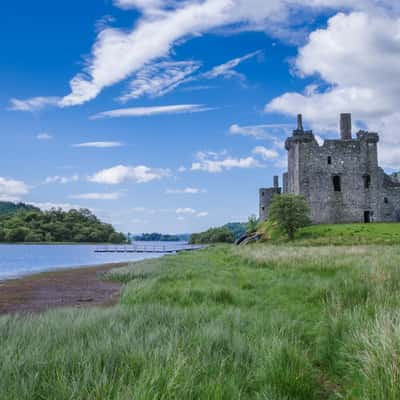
[0,242,188,281]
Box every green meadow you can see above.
[2,225,400,399]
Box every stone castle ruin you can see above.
[259,113,400,224]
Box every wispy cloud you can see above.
[69,192,123,200]
[44,175,79,184]
[120,61,201,101]
[175,208,208,218]
[120,51,261,100]
[0,177,30,201]
[36,132,53,140]
[176,207,196,215]
[61,0,338,106]
[73,141,123,148]
[16,1,394,107]
[203,50,262,80]
[9,97,60,112]
[89,164,169,184]
[166,187,206,194]
[229,123,290,144]
[191,151,261,173]
[90,104,213,119]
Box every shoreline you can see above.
[0,262,128,315]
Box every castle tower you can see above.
[259,176,281,221]
[284,114,317,194]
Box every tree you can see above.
[268,194,311,240]
[246,214,259,234]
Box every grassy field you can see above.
[295,222,400,245]
[2,240,400,399]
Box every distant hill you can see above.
[0,201,40,215]
[133,232,190,242]
[189,222,247,245]
[0,203,126,243]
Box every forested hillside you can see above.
[0,201,40,215]
[133,232,190,242]
[0,205,126,243]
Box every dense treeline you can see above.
[189,222,247,244]
[190,227,235,244]
[0,207,126,243]
[133,232,189,242]
[0,201,39,215]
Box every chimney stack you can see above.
[297,114,304,131]
[340,113,352,140]
[273,176,279,189]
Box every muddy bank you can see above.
[0,263,126,315]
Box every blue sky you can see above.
[2,0,400,234]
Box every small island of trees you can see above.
[0,202,126,243]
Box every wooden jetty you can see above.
[94,244,203,254]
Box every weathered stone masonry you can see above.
[259,113,400,224]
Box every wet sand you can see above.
[0,263,126,315]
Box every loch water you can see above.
[0,242,188,280]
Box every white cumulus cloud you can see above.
[0,177,30,201]
[266,11,400,168]
[252,146,279,160]
[191,151,261,173]
[89,165,169,184]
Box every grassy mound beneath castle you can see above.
[297,222,400,245]
[3,244,400,399]
[259,221,400,245]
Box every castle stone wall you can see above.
[259,114,400,224]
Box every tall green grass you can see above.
[2,244,400,398]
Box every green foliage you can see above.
[0,201,39,215]
[296,222,400,245]
[0,206,126,243]
[5,244,400,398]
[190,222,246,244]
[223,222,247,239]
[133,232,189,242]
[246,214,259,234]
[189,226,235,244]
[269,194,311,239]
